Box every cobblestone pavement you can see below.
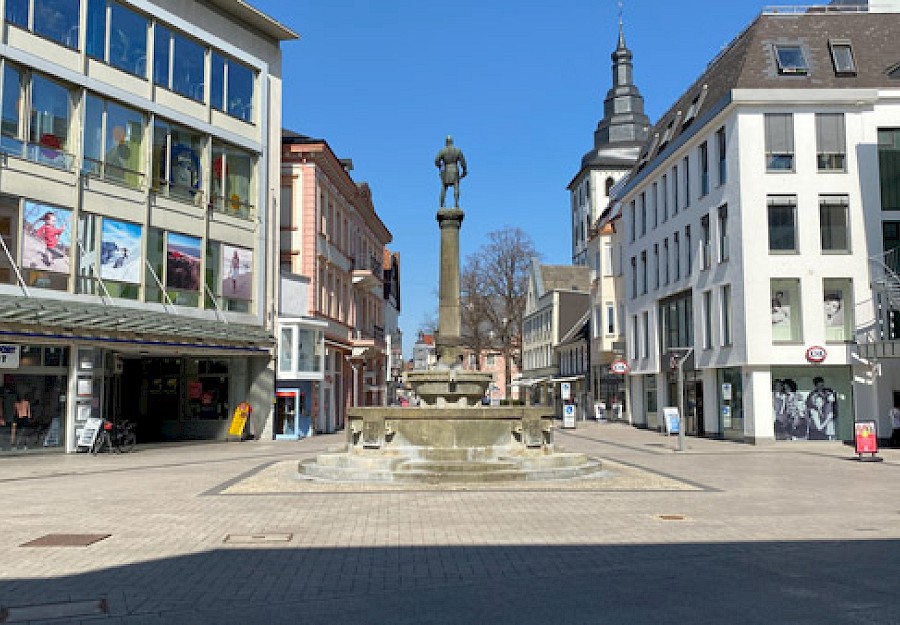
[1,422,899,624]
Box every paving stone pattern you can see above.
[1,423,898,624]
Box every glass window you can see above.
[33,0,80,48]
[5,0,28,27]
[83,95,145,187]
[772,278,802,342]
[144,227,163,303]
[774,44,808,75]
[721,284,732,346]
[685,226,692,274]
[82,94,103,174]
[153,119,204,202]
[628,201,635,242]
[227,59,254,122]
[703,290,712,349]
[674,232,680,280]
[639,193,646,237]
[663,239,669,285]
[630,256,636,299]
[816,113,846,172]
[829,41,856,76]
[820,195,849,253]
[1,64,23,144]
[29,74,72,168]
[878,129,900,211]
[640,250,647,295]
[660,290,693,350]
[86,0,105,59]
[661,174,668,221]
[606,303,615,335]
[683,156,690,207]
[824,278,852,342]
[653,243,659,290]
[699,142,709,197]
[765,113,794,171]
[717,127,727,185]
[672,165,679,213]
[718,204,729,261]
[641,311,649,358]
[212,142,255,218]
[768,195,797,252]
[603,241,613,277]
[701,215,711,269]
[210,53,225,111]
[171,33,205,101]
[108,2,147,76]
[278,326,294,373]
[153,24,171,87]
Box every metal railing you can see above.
[0,136,75,171]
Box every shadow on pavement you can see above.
[1,539,896,624]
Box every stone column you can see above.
[436,208,464,366]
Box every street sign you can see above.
[562,404,576,428]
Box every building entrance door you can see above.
[694,381,705,436]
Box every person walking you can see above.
[890,402,900,447]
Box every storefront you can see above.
[275,317,325,439]
[717,367,743,441]
[0,344,68,452]
[771,365,853,442]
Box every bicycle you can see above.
[91,419,137,454]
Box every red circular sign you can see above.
[609,359,630,375]
[805,346,827,363]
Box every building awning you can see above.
[0,293,273,354]
[510,377,550,387]
[551,375,585,383]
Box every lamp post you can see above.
[673,348,694,452]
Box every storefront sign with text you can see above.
[805,346,827,363]
[609,359,630,375]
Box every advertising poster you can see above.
[854,421,878,454]
[22,201,72,274]
[100,218,142,284]
[663,407,680,434]
[221,244,252,300]
[166,232,201,291]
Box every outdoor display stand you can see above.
[854,420,883,462]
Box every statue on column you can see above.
[435,135,467,208]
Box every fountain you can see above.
[299,138,601,482]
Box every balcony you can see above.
[352,254,384,290]
[1,135,75,171]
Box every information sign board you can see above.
[562,403,576,429]
[662,407,680,435]
[854,420,878,455]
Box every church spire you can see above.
[588,7,650,156]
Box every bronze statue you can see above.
[435,135,467,208]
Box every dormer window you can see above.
[774,44,808,75]
[829,40,856,76]
[659,121,674,150]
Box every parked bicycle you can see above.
[91,419,137,454]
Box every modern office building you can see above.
[0,0,295,452]
[616,4,900,443]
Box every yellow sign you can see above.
[228,402,252,437]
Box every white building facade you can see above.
[617,6,900,443]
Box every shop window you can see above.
[83,95,145,187]
[772,366,851,441]
[152,119,205,203]
[7,0,80,49]
[824,278,852,342]
[19,345,42,366]
[154,27,205,102]
[87,0,148,77]
[211,142,255,219]
[771,278,802,342]
[210,52,255,123]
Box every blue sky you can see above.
[253,0,762,358]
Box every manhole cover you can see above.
[20,534,111,547]
[224,533,292,544]
[658,514,685,521]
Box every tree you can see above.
[461,227,538,393]
[460,255,492,370]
